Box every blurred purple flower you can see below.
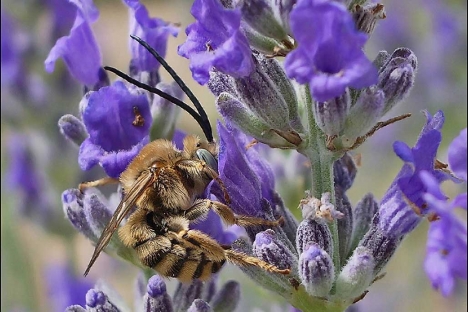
[1,8,27,89]
[78,81,152,178]
[419,127,467,296]
[448,128,467,181]
[284,0,377,102]
[67,274,240,311]
[373,0,462,108]
[45,264,93,312]
[124,0,178,74]
[379,111,451,237]
[44,0,103,86]
[43,0,77,40]
[422,172,467,296]
[6,133,53,224]
[178,0,254,85]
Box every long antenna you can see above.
[104,66,213,142]
[130,35,212,132]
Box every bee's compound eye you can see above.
[196,149,218,173]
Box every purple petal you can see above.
[125,0,179,73]
[44,0,102,86]
[78,81,152,177]
[178,0,254,85]
[448,128,467,181]
[284,0,377,102]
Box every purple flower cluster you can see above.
[178,0,254,85]
[66,274,240,312]
[36,0,466,310]
[45,0,103,87]
[49,0,183,178]
[284,0,378,102]
[422,128,467,296]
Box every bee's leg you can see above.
[79,177,119,192]
[184,199,284,228]
[173,229,226,262]
[224,249,290,275]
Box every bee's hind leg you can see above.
[224,249,290,275]
[184,199,284,228]
[174,229,226,262]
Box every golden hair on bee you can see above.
[79,35,289,280]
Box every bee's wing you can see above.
[84,170,154,276]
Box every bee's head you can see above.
[183,135,218,173]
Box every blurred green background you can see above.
[1,0,466,311]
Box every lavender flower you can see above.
[44,0,77,40]
[284,0,378,102]
[45,264,93,312]
[67,274,240,312]
[448,128,467,181]
[78,81,152,178]
[178,0,254,85]
[45,0,104,87]
[210,122,275,219]
[422,172,467,297]
[420,128,467,296]
[299,244,335,297]
[1,8,26,89]
[30,0,466,310]
[6,133,53,225]
[379,111,451,237]
[124,0,179,75]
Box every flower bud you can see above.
[350,193,379,252]
[299,244,335,297]
[378,48,417,114]
[66,306,86,312]
[208,69,238,97]
[333,153,357,191]
[256,53,303,132]
[173,280,203,312]
[276,0,296,34]
[296,218,333,259]
[359,216,402,275]
[62,189,96,241]
[85,289,120,312]
[240,0,289,41]
[373,50,390,70]
[242,23,287,55]
[313,89,351,136]
[233,57,292,131]
[343,86,385,140]
[211,281,240,312]
[83,193,113,239]
[188,300,212,312]
[253,229,297,273]
[231,237,292,294]
[352,3,386,34]
[335,186,353,263]
[144,275,174,312]
[334,247,375,300]
[216,93,300,148]
[58,114,88,147]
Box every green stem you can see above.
[289,285,347,312]
[298,85,341,276]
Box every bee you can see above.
[80,35,290,280]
